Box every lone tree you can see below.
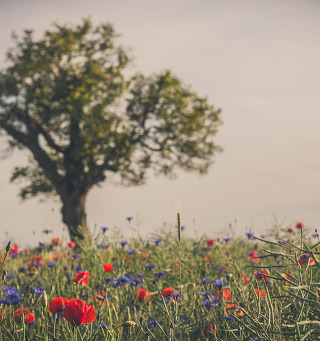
[0,19,222,241]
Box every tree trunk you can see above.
[61,190,89,241]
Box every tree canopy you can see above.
[0,19,222,240]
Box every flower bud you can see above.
[121,321,136,328]
[40,291,48,308]
[5,241,11,253]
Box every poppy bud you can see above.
[121,321,136,328]
[40,291,48,308]
[5,241,11,253]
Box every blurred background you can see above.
[0,0,319,247]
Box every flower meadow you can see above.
[1,218,320,340]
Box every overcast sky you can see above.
[1,0,320,247]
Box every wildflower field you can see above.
[1,217,320,340]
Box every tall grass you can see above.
[0,218,319,340]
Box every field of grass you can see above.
[0,216,319,340]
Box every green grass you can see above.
[0,219,319,340]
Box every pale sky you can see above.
[1,0,320,247]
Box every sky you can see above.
[0,0,320,247]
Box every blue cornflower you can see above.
[154,239,162,246]
[18,267,26,273]
[12,299,23,305]
[223,238,231,242]
[97,244,109,249]
[222,314,234,321]
[245,232,254,239]
[149,320,162,325]
[181,226,186,230]
[213,279,227,288]
[127,249,137,255]
[101,226,109,233]
[39,242,46,248]
[126,217,133,222]
[0,298,11,305]
[158,297,169,303]
[154,271,166,278]
[172,292,181,299]
[200,278,210,285]
[203,300,214,308]
[147,264,155,269]
[5,288,21,299]
[97,322,108,329]
[47,263,55,268]
[138,273,146,278]
[32,287,44,295]
[42,229,52,234]
[120,241,127,247]
[201,291,212,297]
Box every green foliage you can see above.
[10,160,55,200]
[0,18,222,202]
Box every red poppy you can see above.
[135,289,152,302]
[215,289,231,302]
[285,272,292,280]
[227,303,244,317]
[103,263,113,272]
[248,250,259,263]
[239,275,250,285]
[11,243,20,255]
[255,270,268,280]
[253,289,265,298]
[287,227,294,233]
[298,253,315,266]
[200,323,218,337]
[25,312,35,324]
[296,222,304,230]
[67,241,76,248]
[250,257,260,264]
[14,308,29,323]
[162,287,180,300]
[51,238,61,245]
[206,239,215,247]
[27,255,43,269]
[62,299,96,326]
[49,297,70,313]
[248,250,257,257]
[73,271,89,286]
[94,291,107,307]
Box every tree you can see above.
[0,19,222,241]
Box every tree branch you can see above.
[0,118,65,195]
[14,107,65,153]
